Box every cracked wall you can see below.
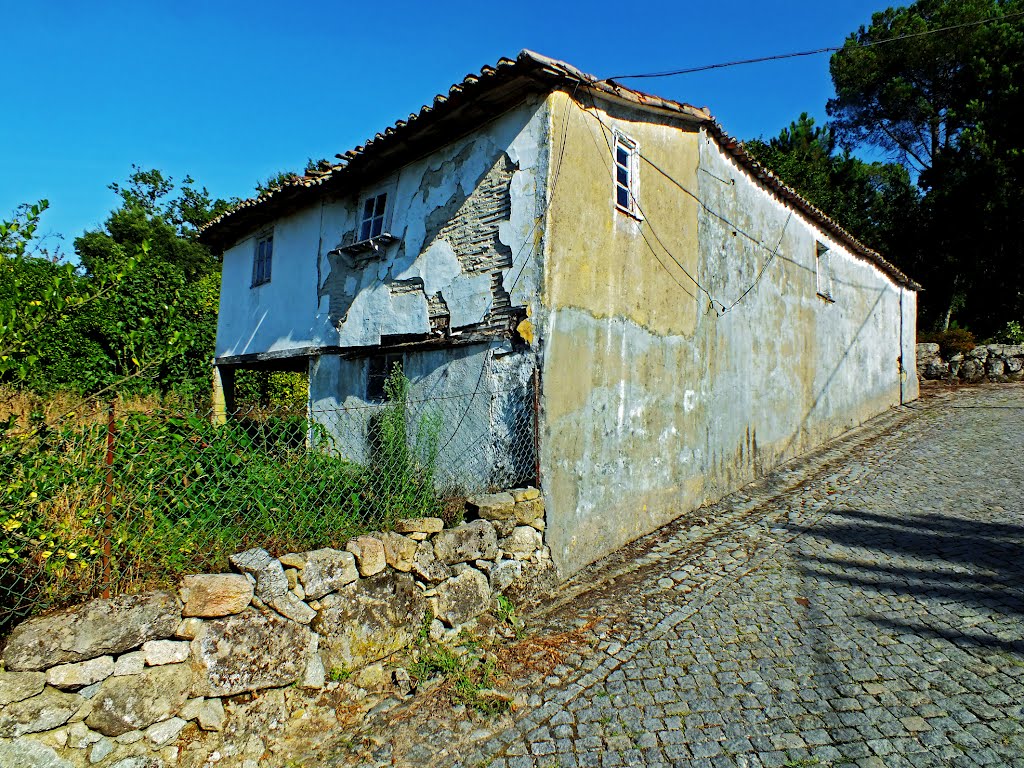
[215,98,547,360]
[538,91,917,577]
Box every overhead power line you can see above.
[603,11,1024,81]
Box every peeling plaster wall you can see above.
[537,90,917,577]
[215,205,335,357]
[308,343,535,490]
[215,98,548,360]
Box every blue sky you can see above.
[1,0,889,249]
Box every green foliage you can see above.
[0,409,375,631]
[409,636,509,716]
[826,0,1024,334]
[327,665,352,682]
[1,201,147,388]
[2,166,231,397]
[744,114,922,258]
[235,370,309,411]
[366,365,443,524]
[918,327,977,358]
[997,321,1024,345]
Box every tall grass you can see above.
[0,370,444,634]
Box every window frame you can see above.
[358,190,390,243]
[252,230,273,287]
[613,131,640,218]
[366,352,403,402]
[815,241,834,302]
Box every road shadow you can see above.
[791,507,1024,654]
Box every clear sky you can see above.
[1,0,889,249]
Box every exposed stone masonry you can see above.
[0,490,551,768]
[917,342,1024,383]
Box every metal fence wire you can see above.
[0,384,537,636]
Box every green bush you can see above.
[997,320,1024,345]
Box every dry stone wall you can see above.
[917,343,1024,383]
[0,490,552,768]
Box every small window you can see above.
[816,241,834,301]
[367,353,403,402]
[614,133,639,215]
[252,232,273,286]
[359,192,388,241]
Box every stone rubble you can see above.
[917,341,1024,382]
[0,487,550,767]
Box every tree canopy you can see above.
[751,0,1024,334]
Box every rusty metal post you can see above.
[101,401,115,598]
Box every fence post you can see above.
[101,400,115,599]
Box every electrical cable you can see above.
[579,86,794,313]
[602,10,1024,81]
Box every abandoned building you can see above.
[200,50,920,578]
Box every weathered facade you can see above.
[202,51,919,578]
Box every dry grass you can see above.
[497,616,603,678]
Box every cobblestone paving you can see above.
[336,384,1024,768]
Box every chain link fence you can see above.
[0,382,536,636]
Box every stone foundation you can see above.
[917,343,1024,383]
[0,489,553,768]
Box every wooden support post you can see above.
[212,365,235,425]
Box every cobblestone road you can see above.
[335,384,1024,768]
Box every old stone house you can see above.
[200,50,919,578]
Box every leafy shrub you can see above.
[918,328,977,358]
[997,320,1024,345]
[0,390,448,633]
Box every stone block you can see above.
[89,737,114,764]
[228,548,289,602]
[346,536,387,577]
[278,552,307,568]
[0,670,46,706]
[180,574,253,618]
[299,548,358,599]
[467,492,516,521]
[510,487,541,502]
[0,687,84,738]
[0,738,74,768]
[488,559,523,594]
[432,520,498,564]
[142,640,190,667]
[434,568,490,627]
[380,532,417,572]
[178,696,204,721]
[85,664,191,736]
[197,697,226,731]
[393,517,444,534]
[412,540,452,584]
[145,716,186,747]
[500,526,544,557]
[189,609,313,697]
[313,572,425,671]
[514,498,545,524]
[268,593,316,624]
[299,654,325,690]
[46,656,114,690]
[67,720,102,747]
[2,591,180,671]
[112,652,145,677]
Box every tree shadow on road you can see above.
[791,507,1024,654]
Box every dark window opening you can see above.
[367,353,403,402]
